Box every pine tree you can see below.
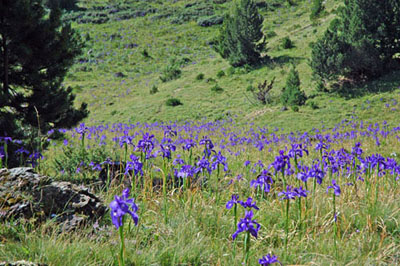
[216,0,266,67]
[281,66,306,111]
[0,0,87,163]
[311,0,400,84]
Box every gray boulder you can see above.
[0,168,106,231]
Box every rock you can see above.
[0,168,106,231]
[281,106,288,111]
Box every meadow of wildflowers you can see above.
[2,117,400,264]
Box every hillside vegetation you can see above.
[64,0,400,132]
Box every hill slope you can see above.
[66,0,400,132]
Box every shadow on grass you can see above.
[267,55,306,69]
[331,70,400,99]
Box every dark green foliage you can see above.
[170,2,215,24]
[265,30,277,39]
[53,144,109,179]
[246,85,254,92]
[281,67,306,110]
[216,70,225,78]
[311,0,400,84]
[310,0,324,20]
[165,98,183,107]
[150,85,158,95]
[196,73,205,80]
[216,0,266,67]
[160,58,182,82]
[307,100,319,110]
[197,15,224,27]
[142,48,151,58]
[46,0,78,10]
[281,37,294,49]
[211,84,224,93]
[63,2,157,25]
[0,0,87,165]
[227,67,236,76]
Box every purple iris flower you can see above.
[76,123,89,135]
[125,154,143,176]
[211,151,228,171]
[327,179,341,196]
[238,197,259,210]
[259,254,281,265]
[199,136,215,157]
[118,135,135,148]
[288,143,309,158]
[195,156,212,175]
[164,126,177,137]
[109,188,139,229]
[250,169,274,193]
[182,139,197,151]
[315,141,329,151]
[232,210,261,240]
[351,142,363,157]
[278,185,297,200]
[15,147,29,155]
[272,150,291,173]
[226,194,239,209]
[137,133,155,154]
[175,164,195,179]
[293,186,309,198]
[173,154,185,165]
[160,143,176,159]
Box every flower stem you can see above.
[285,199,290,251]
[244,231,250,265]
[118,218,125,266]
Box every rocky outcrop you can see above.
[0,168,106,231]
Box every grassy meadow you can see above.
[2,0,400,265]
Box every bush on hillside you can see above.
[160,59,182,82]
[166,98,183,107]
[281,66,306,111]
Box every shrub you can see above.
[150,85,158,95]
[227,67,235,76]
[197,15,224,27]
[196,73,205,80]
[246,85,255,92]
[281,66,306,110]
[216,70,225,78]
[281,37,294,49]
[308,101,319,110]
[252,78,275,105]
[160,58,182,82]
[165,98,183,107]
[265,30,277,39]
[310,0,324,20]
[211,84,224,93]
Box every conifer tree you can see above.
[216,0,266,67]
[281,66,306,111]
[0,0,87,161]
[311,0,400,84]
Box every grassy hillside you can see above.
[64,0,400,133]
